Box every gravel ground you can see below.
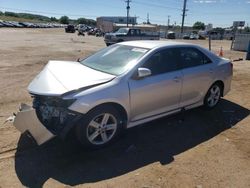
[0,28,249,188]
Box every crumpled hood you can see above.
[28,61,115,96]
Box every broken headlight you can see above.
[32,95,77,134]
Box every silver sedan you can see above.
[13,40,233,148]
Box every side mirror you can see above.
[137,68,151,78]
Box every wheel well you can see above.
[213,80,224,96]
[90,102,128,124]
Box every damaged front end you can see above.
[13,95,82,145]
[32,95,82,136]
[13,103,55,145]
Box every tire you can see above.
[75,105,124,149]
[203,83,222,110]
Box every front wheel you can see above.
[203,83,222,109]
[75,106,123,149]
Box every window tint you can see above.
[180,47,212,68]
[143,49,179,76]
[130,29,137,35]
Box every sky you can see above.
[0,0,250,27]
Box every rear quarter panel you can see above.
[214,58,232,96]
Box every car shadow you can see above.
[14,99,250,187]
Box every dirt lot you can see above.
[0,28,249,188]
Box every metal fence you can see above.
[233,34,250,52]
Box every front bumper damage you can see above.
[13,103,55,145]
[12,96,82,145]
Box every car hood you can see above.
[28,60,115,96]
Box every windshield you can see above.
[115,28,129,34]
[80,45,148,75]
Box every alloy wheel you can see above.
[207,85,221,107]
[86,113,117,145]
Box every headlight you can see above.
[32,95,76,108]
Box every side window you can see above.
[143,49,179,76]
[180,48,212,68]
[130,29,135,35]
[130,29,139,35]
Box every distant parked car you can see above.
[1,21,15,27]
[13,41,232,149]
[87,28,98,35]
[65,25,75,33]
[189,33,199,40]
[77,24,87,31]
[78,30,85,36]
[167,31,175,39]
[8,21,23,28]
[182,34,190,39]
[20,22,36,28]
[0,21,4,27]
[104,28,160,46]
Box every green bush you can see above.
[59,16,69,24]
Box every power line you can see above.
[189,10,250,15]
[133,1,181,10]
[155,0,183,5]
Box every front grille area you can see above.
[32,95,78,135]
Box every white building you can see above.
[97,16,137,25]
[97,16,137,32]
[205,24,213,31]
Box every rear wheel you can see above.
[204,83,222,109]
[75,106,123,149]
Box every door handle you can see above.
[173,76,180,82]
[209,68,214,73]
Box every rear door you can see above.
[127,29,141,41]
[178,47,215,107]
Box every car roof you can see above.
[119,40,196,49]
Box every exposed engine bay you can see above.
[32,95,80,135]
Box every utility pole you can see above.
[167,15,170,31]
[125,0,131,27]
[181,0,187,33]
[147,13,149,24]
[165,15,170,38]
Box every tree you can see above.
[50,17,57,22]
[76,17,96,26]
[0,11,3,16]
[4,11,19,17]
[244,26,250,33]
[77,18,87,24]
[193,21,205,30]
[59,16,69,24]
